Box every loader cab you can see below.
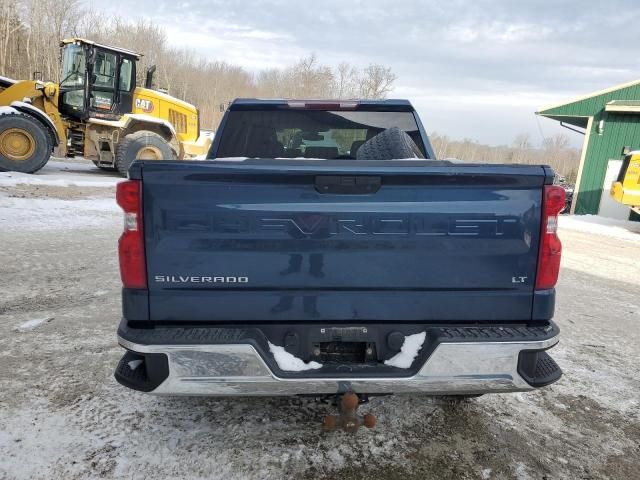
[58,39,139,121]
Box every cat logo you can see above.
[135,98,154,113]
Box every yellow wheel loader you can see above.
[610,151,640,215]
[0,38,212,176]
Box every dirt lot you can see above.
[0,162,639,480]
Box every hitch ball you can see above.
[322,392,376,433]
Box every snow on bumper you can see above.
[116,334,560,396]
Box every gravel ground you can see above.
[0,162,639,480]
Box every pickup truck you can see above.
[114,98,564,400]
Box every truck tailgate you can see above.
[138,160,548,322]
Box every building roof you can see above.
[536,78,640,128]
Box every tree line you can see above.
[430,132,580,183]
[1,0,580,180]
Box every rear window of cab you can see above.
[215,110,427,159]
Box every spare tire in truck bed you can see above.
[356,127,425,160]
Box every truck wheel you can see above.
[115,130,176,176]
[0,113,52,173]
[356,127,424,160]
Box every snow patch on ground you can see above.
[0,193,120,230]
[0,160,123,188]
[268,342,322,371]
[15,317,52,331]
[0,403,90,480]
[560,214,640,243]
[514,462,532,480]
[384,332,426,369]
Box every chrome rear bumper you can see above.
[117,334,560,396]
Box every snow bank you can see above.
[560,215,640,243]
[0,160,123,188]
[0,193,120,230]
[384,332,427,369]
[268,342,322,371]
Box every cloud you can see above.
[160,18,303,69]
[89,0,640,147]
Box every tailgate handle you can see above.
[315,175,381,194]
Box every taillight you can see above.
[116,180,147,289]
[535,185,566,290]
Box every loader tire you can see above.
[356,127,424,160]
[0,113,52,173]
[115,130,175,177]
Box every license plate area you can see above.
[312,341,378,364]
[307,327,379,364]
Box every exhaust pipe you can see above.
[145,65,156,89]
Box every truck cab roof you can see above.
[229,98,416,111]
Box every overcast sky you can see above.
[92,0,640,147]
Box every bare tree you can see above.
[334,62,358,98]
[513,133,532,150]
[512,133,532,162]
[358,64,397,99]
[542,134,571,151]
[0,1,22,75]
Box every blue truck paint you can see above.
[138,161,549,323]
[116,99,562,396]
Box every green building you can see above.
[537,79,640,218]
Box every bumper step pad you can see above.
[114,350,169,392]
[517,350,562,387]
